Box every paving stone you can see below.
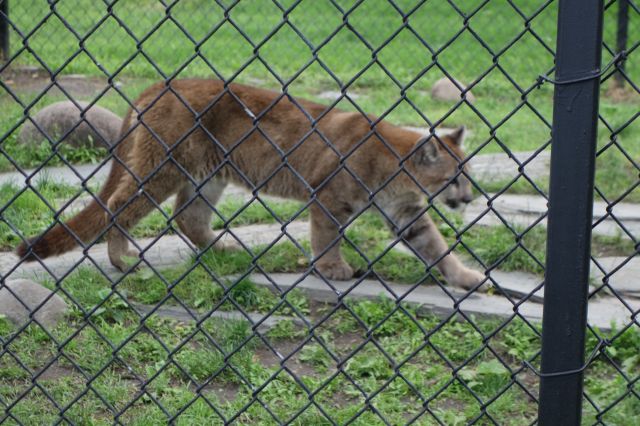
[464,193,640,237]
[0,149,550,189]
[386,242,547,301]
[2,220,635,330]
[132,303,304,332]
[431,77,476,103]
[489,270,544,303]
[17,101,122,148]
[402,126,460,138]
[2,222,310,282]
[591,256,640,297]
[399,132,550,182]
[248,273,639,331]
[0,162,111,188]
[469,150,550,182]
[0,279,68,328]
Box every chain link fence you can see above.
[0,0,638,424]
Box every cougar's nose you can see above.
[446,199,460,208]
[461,194,474,204]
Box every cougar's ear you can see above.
[412,136,440,166]
[449,126,466,146]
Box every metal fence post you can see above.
[0,0,8,62]
[538,1,604,425]
[615,0,629,87]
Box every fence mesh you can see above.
[0,0,638,424]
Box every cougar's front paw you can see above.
[448,268,487,291]
[316,260,354,281]
[110,249,140,272]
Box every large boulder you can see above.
[18,101,122,148]
[431,77,476,103]
[0,279,68,329]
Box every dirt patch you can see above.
[1,66,114,100]
[198,381,241,404]
[431,394,470,413]
[515,370,539,400]
[254,338,321,378]
[604,84,639,104]
[332,331,366,356]
[37,361,77,381]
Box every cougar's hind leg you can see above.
[174,179,227,249]
[310,202,354,280]
[106,166,184,271]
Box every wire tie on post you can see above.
[538,52,624,85]
[524,338,609,378]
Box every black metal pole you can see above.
[0,0,8,63]
[538,1,603,425]
[615,0,629,87]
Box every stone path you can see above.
[9,159,636,240]
[0,143,550,189]
[247,273,637,331]
[464,193,640,237]
[132,302,303,333]
[1,150,638,330]
[469,150,550,184]
[0,222,310,281]
[0,162,111,188]
[1,218,544,299]
[591,257,640,298]
[2,215,637,328]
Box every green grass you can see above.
[0,133,108,173]
[1,0,639,202]
[0,179,82,249]
[1,2,639,423]
[1,284,638,425]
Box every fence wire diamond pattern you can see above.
[0,1,638,425]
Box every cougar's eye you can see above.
[451,177,459,186]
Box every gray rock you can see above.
[0,279,68,328]
[317,90,360,100]
[431,77,476,103]
[18,101,122,149]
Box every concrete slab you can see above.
[2,222,310,282]
[247,272,639,331]
[591,256,640,297]
[469,151,550,182]
[131,302,304,333]
[464,193,640,237]
[2,219,635,330]
[0,162,111,188]
[0,148,550,190]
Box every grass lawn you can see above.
[0,0,638,201]
[1,257,639,425]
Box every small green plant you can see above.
[90,288,131,323]
[0,136,108,172]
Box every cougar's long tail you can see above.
[15,112,134,261]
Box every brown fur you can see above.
[16,79,485,290]
[15,110,135,260]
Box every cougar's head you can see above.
[407,126,474,209]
